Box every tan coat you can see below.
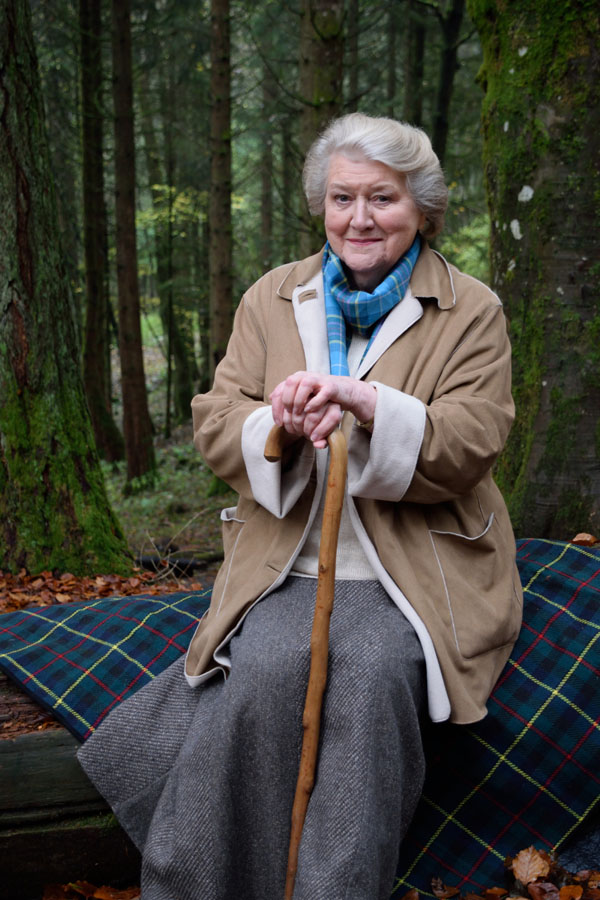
[188,244,523,724]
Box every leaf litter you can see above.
[398,848,600,900]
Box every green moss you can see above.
[537,387,582,477]
[468,0,600,537]
[0,372,131,576]
[551,485,594,538]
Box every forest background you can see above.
[0,0,598,581]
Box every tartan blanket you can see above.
[0,590,211,740]
[1,539,599,892]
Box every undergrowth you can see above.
[101,430,235,573]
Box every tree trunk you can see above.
[346,0,359,112]
[386,2,397,119]
[260,59,275,273]
[468,0,600,538]
[208,0,233,382]
[80,0,124,462]
[196,215,211,394]
[403,0,426,127]
[111,0,155,483]
[280,115,297,261]
[139,69,194,427]
[0,0,130,575]
[298,0,344,257]
[431,0,465,166]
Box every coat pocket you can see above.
[429,513,521,659]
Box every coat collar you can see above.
[276,241,457,310]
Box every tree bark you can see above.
[431,0,465,166]
[403,0,426,127]
[111,0,155,483]
[208,0,233,382]
[280,115,297,262]
[139,68,194,427]
[468,0,600,538]
[346,0,359,112]
[0,0,130,574]
[260,59,275,273]
[386,2,397,119]
[80,0,124,462]
[298,0,344,257]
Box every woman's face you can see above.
[324,154,425,292]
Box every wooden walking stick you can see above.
[264,424,348,900]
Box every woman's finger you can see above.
[307,402,342,445]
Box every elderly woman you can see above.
[79,113,522,900]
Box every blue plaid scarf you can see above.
[322,235,421,376]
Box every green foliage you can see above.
[439,214,490,281]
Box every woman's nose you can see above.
[350,197,373,229]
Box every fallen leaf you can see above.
[484,889,507,900]
[93,887,140,900]
[588,875,600,890]
[571,533,598,546]
[432,877,460,899]
[560,887,583,900]
[513,847,551,885]
[67,883,97,899]
[528,882,560,900]
[399,890,420,900]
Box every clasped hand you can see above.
[270,372,377,449]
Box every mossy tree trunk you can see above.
[298,0,344,257]
[80,0,124,463]
[468,0,600,538]
[208,0,233,382]
[0,0,131,575]
[111,0,155,483]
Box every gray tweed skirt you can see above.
[78,577,427,900]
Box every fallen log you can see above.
[0,674,140,896]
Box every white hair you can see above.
[302,112,448,239]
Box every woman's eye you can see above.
[335,194,350,203]
[374,194,391,204]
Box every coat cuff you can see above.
[241,406,315,518]
[348,381,426,501]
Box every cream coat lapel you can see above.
[290,271,330,375]
[355,287,423,381]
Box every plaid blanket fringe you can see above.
[1,539,599,893]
